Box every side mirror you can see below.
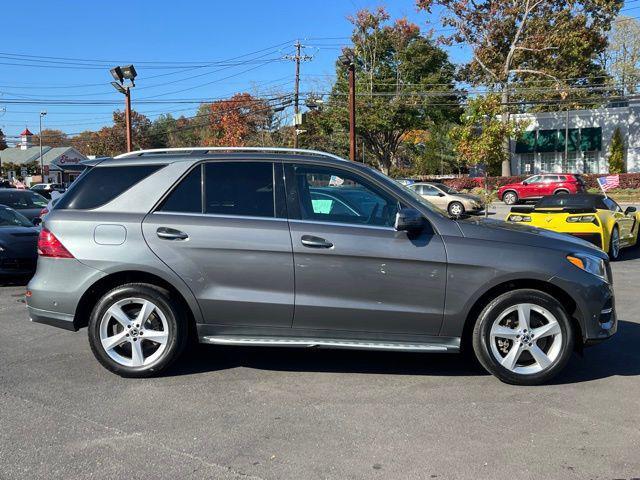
[32,217,42,226]
[395,208,425,233]
[522,181,528,186]
[625,206,637,215]
[438,192,445,197]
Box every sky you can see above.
[0,0,464,144]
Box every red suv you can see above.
[498,174,586,205]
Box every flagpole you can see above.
[597,177,608,199]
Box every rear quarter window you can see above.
[55,164,163,210]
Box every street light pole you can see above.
[110,65,137,153]
[125,87,133,153]
[340,54,356,162]
[39,111,47,181]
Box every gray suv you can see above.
[26,148,616,385]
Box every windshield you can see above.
[0,207,33,227]
[0,191,48,209]
[436,183,457,194]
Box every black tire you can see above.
[608,226,621,261]
[88,283,188,377]
[448,201,465,217]
[503,191,518,205]
[472,289,574,385]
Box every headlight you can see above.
[567,253,608,282]
[566,215,598,225]
[508,215,532,222]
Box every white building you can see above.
[510,102,640,175]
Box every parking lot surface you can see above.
[1,247,639,479]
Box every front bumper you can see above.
[550,267,617,345]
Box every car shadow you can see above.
[620,245,640,261]
[0,275,31,287]
[164,320,640,384]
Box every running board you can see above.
[201,336,458,353]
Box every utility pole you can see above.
[341,54,356,161]
[287,41,311,149]
[39,111,47,181]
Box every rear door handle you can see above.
[301,235,333,249]
[157,227,189,241]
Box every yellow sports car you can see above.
[506,194,639,260]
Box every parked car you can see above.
[0,180,16,189]
[498,174,586,205]
[0,205,39,277]
[30,183,65,200]
[26,148,616,385]
[0,189,48,221]
[409,182,485,216]
[507,194,639,260]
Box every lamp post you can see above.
[110,65,137,152]
[39,111,47,181]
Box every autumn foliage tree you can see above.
[417,0,623,175]
[202,93,272,146]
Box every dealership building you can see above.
[510,101,640,175]
[0,128,87,183]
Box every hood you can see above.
[456,217,607,259]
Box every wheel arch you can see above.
[73,270,199,338]
[553,188,569,195]
[460,279,583,354]
[501,189,518,201]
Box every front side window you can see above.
[287,164,399,227]
[603,197,622,213]
[421,185,442,197]
[525,175,541,184]
[204,162,274,218]
[0,207,32,227]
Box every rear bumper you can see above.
[26,257,106,331]
[28,306,77,331]
[566,232,603,250]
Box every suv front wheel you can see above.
[88,283,187,377]
[472,289,574,385]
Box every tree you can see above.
[321,8,460,174]
[417,0,623,175]
[604,16,640,95]
[0,128,7,150]
[450,94,527,176]
[30,129,69,148]
[202,93,273,146]
[148,114,202,148]
[608,127,625,173]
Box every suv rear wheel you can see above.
[472,289,574,385]
[88,283,187,377]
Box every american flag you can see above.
[597,175,620,192]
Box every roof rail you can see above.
[114,147,348,162]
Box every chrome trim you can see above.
[600,308,613,315]
[202,336,455,352]
[288,218,396,231]
[151,211,288,223]
[115,147,348,163]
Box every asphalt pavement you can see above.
[1,233,639,479]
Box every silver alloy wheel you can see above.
[504,192,517,205]
[610,228,620,259]
[99,297,169,368]
[489,303,562,375]
[449,202,464,216]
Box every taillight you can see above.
[39,207,49,217]
[37,228,74,258]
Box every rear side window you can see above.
[56,164,163,210]
[158,166,202,213]
[204,162,274,218]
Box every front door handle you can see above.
[157,227,189,241]
[301,235,333,249]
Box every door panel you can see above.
[289,222,447,335]
[284,163,447,336]
[143,213,294,327]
